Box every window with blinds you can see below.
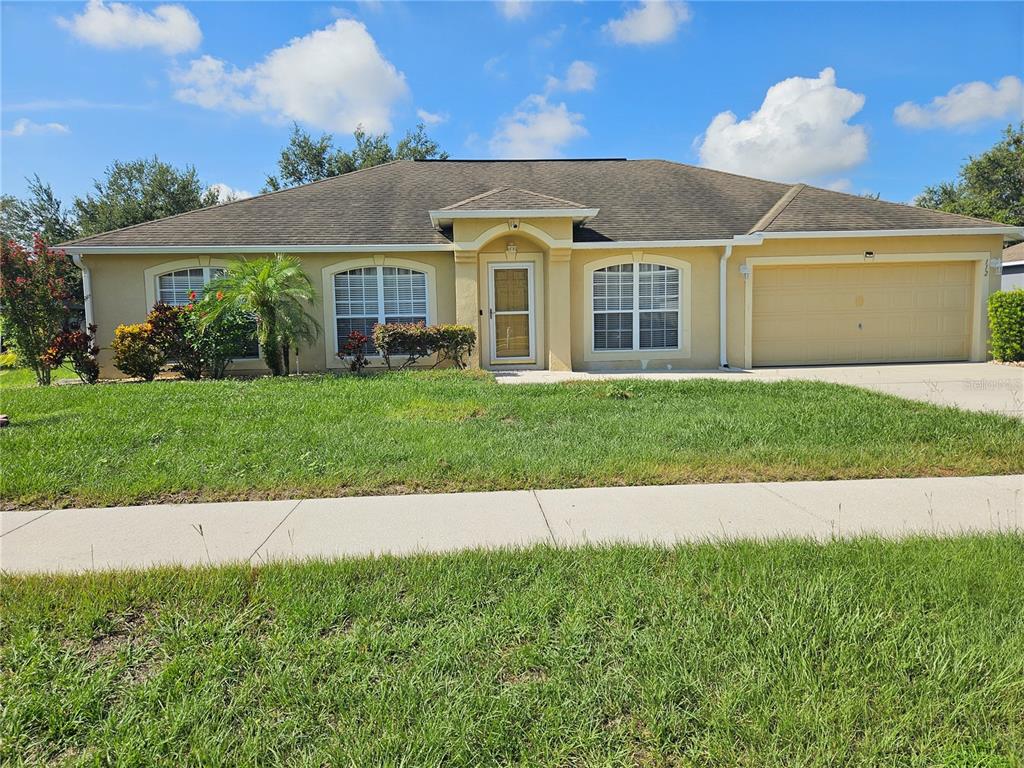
[334,266,428,352]
[592,262,680,351]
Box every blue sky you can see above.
[2,1,1021,207]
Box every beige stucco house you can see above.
[62,159,1022,376]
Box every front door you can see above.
[488,263,535,364]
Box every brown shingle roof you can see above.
[442,186,589,211]
[63,158,1005,249]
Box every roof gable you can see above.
[442,186,589,211]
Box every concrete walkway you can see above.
[496,362,1024,418]
[2,475,1020,574]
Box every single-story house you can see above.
[1001,241,1024,291]
[62,158,1022,376]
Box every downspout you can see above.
[71,253,94,331]
[718,244,733,368]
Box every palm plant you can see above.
[201,255,320,375]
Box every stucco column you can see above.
[454,250,481,368]
[547,248,572,371]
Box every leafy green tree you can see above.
[0,175,79,245]
[74,157,220,236]
[202,256,320,376]
[264,122,448,192]
[916,123,1024,225]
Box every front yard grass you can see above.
[2,370,1022,509]
[2,536,1022,766]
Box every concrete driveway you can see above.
[496,362,1023,418]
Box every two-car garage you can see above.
[750,259,977,367]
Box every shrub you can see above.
[111,323,164,381]
[146,300,255,380]
[988,288,1024,362]
[0,235,76,385]
[0,350,19,369]
[432,324,476,369]
[184,299,255,379]
[372,322,477,371]
[338,330,371,374]
[41,324,100,384]
[147,303,203,379]
[373,322,433,370]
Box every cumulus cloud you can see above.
[3,118,71,137]
[57,0,201,55]
[209,183,253,204]
[696,67,868,182]
[546,61,597,94]
[604,1,691,45]
[171,19,408,132]
[416,108,448,126]
[894,75,1023,129]
[497,0,531,20]
[489,94,587,158]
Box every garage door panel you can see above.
[752,261,973,366]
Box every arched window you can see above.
[334,266,428,351]
[157,267,224,306]
[593,263,680,351]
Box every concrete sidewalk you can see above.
[2,475,1020,574]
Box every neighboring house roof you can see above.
[62,158,1009,249]
[1003,240,1024,263]
[442,186,590,211]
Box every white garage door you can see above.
[752,261,974,366]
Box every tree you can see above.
[201,256,320,376]
[75,157,220,236]
[0,175,79,245]
[263,122,448,192]
[0,235,76,385]
[916,123,1024,225]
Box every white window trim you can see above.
[584,253,692,363]
[321,256,438,369]
[143,258,263,365]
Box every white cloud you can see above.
[696,67,868,182]
[3,118,71,137]
[171,19,409,133]
[894,75,1024,129]
[489,95,587,158]
[603,1,691,45]
[210,183,253,204]
[497,0,531,20]
[57,0,201,55]
[416,108,448,126]
[546,61,597,94]
[824,178,853,193]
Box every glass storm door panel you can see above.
[490,264,534,361]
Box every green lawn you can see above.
[2,537,1022,766]
[2,370,1022,509]
[0,364,75,389]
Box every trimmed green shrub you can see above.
[111,323,163,381]
[988,289,1024,362]
[372,322,477,371]
[433,324,476,369]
